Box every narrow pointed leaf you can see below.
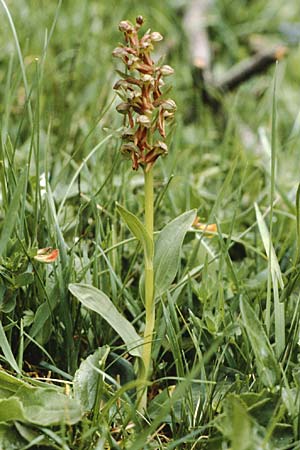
[69,283,142,358]
[296,183,300,262]
[116,203,153,267]
[254,202,283,288]
[0,168,27,256]
[0,321,21,374]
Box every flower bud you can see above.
[127,90,141,101]
[159,65,174,76]
[140,74,154,84]
[121,128,135,141]
[163,110,175,120]
[113,79,129,90]
[151,32,163,42]
[112,46,127,58]
[161,99,177,112]
[136,16,144,26]
[120,142,138,155]
[116,102,131,114]
[155,141,168,154]
[119,20,134,33]
[127,55,139,68]
[136,114,151,127]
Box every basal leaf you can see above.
[16,385,82,426]
[0,371,82,426]
[69,283,142,358]
[154,210,196,297]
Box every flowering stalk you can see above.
[113,16,176,410]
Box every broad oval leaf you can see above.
[69,283,142,359]
[17,385,82,426]
[0,371,82,426]
[240,296,279,388]
[154,210,196,297]
[116,203,153,268]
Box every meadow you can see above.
[0,0,300,448]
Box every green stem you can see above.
[139,168,155,411]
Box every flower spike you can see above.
[113,16,176,171]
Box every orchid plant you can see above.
[69,16,196,413]
[112,16,177,409]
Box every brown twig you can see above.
[215,45,288,92]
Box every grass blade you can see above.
[0,321,21,374]
[0,167,27,256]
[240,296,279,388]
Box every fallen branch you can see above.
[215,45,288,91]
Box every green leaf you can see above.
[0,423,27,450]
[240,296,279,388]
[69,283,142,358]
[29,301,52,343]
[0,369,24,395]
[14,422,53,447]
[254,202,283,289]
[0,168,27,256]
[16,385,82,426]
[74,347,109,412]
[222,395,252,450]
[0,321,21,374]
[296,183,300,262]
[116,203,153,267]
[0,370,82,426]
[0,397,25,422]
[154,210,196,297]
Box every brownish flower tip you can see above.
[119,20,134,33]
[136,16,144,26]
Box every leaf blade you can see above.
[240,296,279,388]
[0,321,21,374]
[69,283,142,358]
[0,168,27,256]
[116,203,153,267]
[154,210,196,297]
